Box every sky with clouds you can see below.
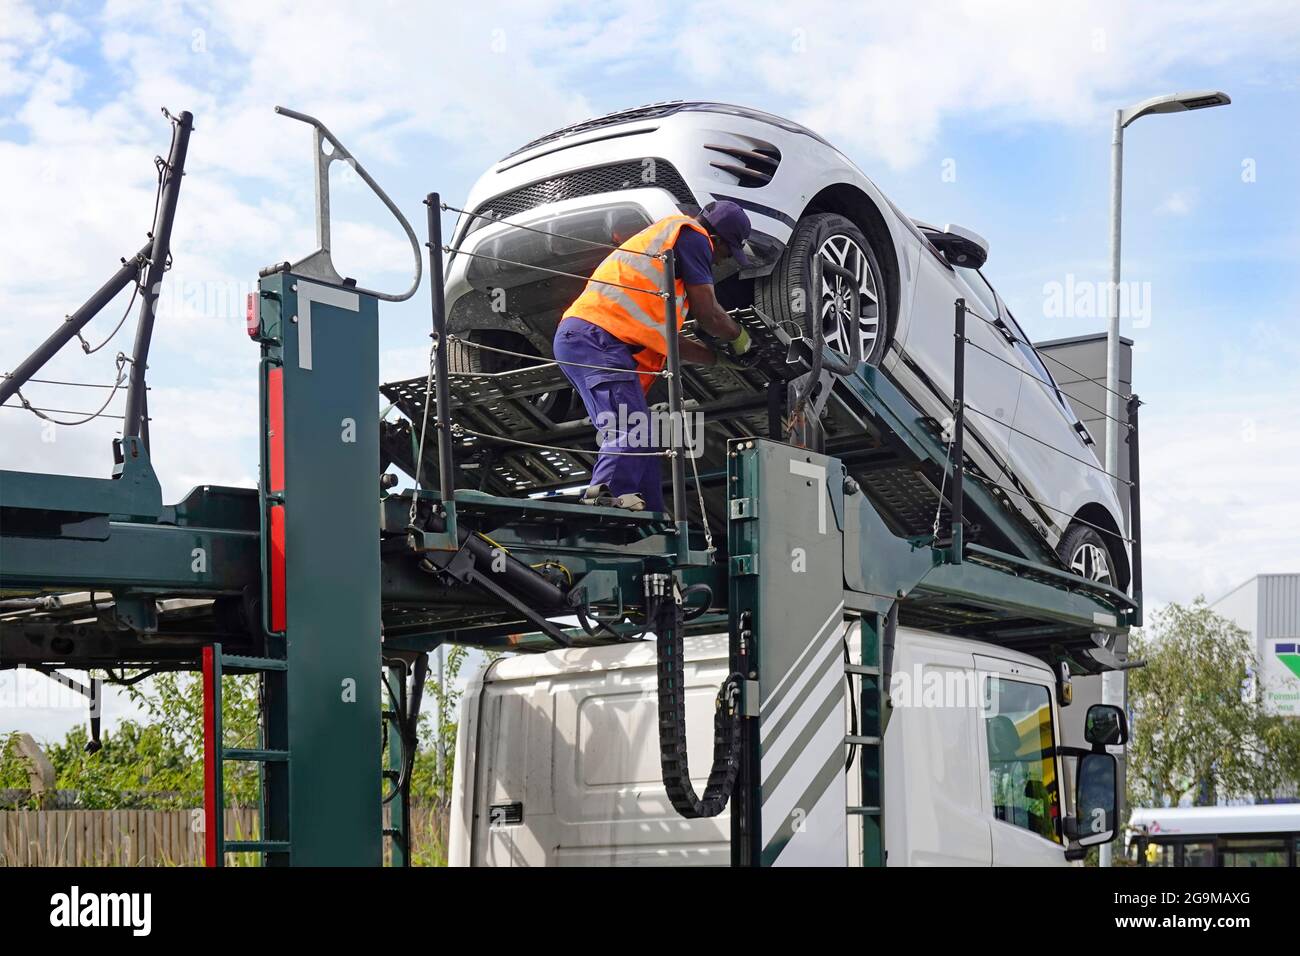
[2,0,1298,739]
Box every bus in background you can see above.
[1126,805,1300,867]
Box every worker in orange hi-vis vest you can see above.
[554,200,754,512]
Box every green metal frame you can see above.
[249,271,384,866]
[1,263,1140,869]
[724,435,1133,866]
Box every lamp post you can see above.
[1100,89,1230,868]
[1104,90,1231,488]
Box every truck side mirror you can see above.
[1084,703,1127,746]
[1067,752,1117,847]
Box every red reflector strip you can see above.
[270,504,286,633]
[266,366,286,632]
[201,646,219,867]
[267,367,284,492]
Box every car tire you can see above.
[447,335,482,375]
[1057,522,1118,588]
[755,212,890,367]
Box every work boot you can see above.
[580,484,646,511]
[580,483,613,506]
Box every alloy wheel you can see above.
[816,233,881,363]
[1069,542,1113,586]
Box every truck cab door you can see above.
[885,634,992,865]
[973,655,1068,867]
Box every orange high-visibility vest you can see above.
[562,215,712,392]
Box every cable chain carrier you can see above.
[648,572,746,818]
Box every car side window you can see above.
[995,298,1085,426]
[952,265,1000,320]
[984,676,1062,844]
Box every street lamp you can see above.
[1100,90,1230,868]
[1104,90,1231,488]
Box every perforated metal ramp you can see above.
[380,308,799,506]
[379,305,1063,570]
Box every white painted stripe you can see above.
[761,692,846,847]
[297,281,360,371]
[762,650,846,791]
[761,613,845,745]
[761,602,843,722]
[771,757,849,867]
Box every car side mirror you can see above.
[928,223,989,269]
[1066,752,1117,847]
[1084,703,1128,746]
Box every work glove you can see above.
[730,326,752,356]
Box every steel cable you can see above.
[10,353,132,427]
[962,468,1135,544]
[439,201,663,259]
[449,334,666,378]
[441,245,669,297]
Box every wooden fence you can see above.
[1,805,449,866]
[0,809,258,867]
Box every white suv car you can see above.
[440,101,1129,590]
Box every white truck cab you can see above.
[449,627,1110,866]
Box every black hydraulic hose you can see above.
[881,601,898,735]
[575,602,632,642]
[844,637,859,771]
[655,589,745,819]
[679,582,713,621]
[422,512,569,610]
[381,661,421,806]
[408,652,429,748]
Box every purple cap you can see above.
[700,200,752,267]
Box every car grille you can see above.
[466,159,696,235]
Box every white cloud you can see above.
[1141,387,1300,604]
[1156,192,1193,216]
[671,0,1300,168]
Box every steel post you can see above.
[1104,109,1124,498]
[1126,395,1143,620]
[123,111,193,446]
[661,253,688,562]
[950,298,966,561]
[425,193,457,541]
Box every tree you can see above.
[39,670,261,810]
[409,645,471,806]
[1127,598,1300,810]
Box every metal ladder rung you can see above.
[847,806,882,816]
[224,840,290,854]
[845,735,881,747]
[223,747,289,762]
[220,654,287,671]
[844,663,880,676]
